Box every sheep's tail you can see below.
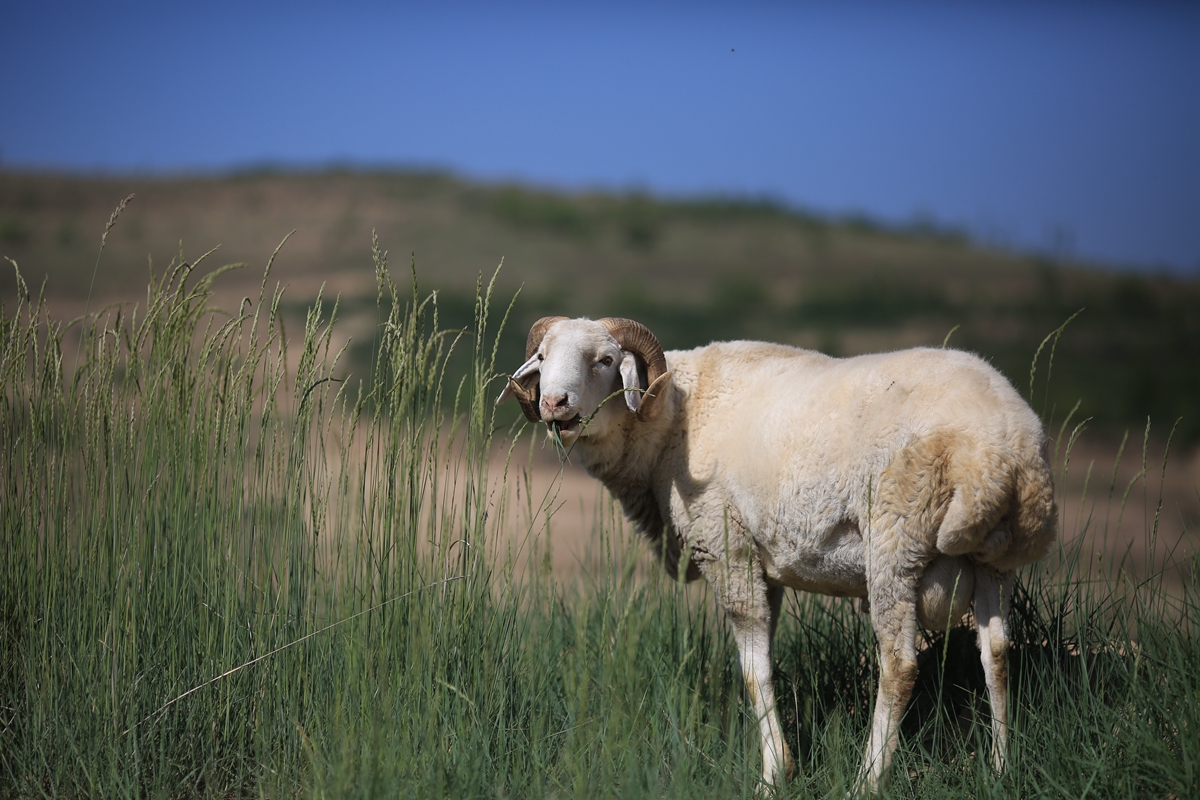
[934,435,1058,572]
[1006,446,1058,567]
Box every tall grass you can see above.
[1,233,1197,798]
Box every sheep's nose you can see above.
[544,392,570,410]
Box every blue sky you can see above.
[3,1,1198,271]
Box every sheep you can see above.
[497,316,1057,793]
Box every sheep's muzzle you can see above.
[549,415,583,436]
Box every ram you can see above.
[498,316,1057,792]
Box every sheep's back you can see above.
[663,342,1055,571]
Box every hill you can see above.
[1,168,1197,442]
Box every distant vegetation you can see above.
[1,168,1197,442]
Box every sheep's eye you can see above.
[599,355,614,368]
[537,354,544,361]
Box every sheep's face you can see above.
[499,319,647,444]
[537,321,629,442]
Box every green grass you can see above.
[1,231,1197,798]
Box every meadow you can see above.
[2,210,1198,799]
[0,215,1195,796]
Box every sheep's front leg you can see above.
[858,571,919,794]
[734,583,794,789]
[705,562,794,788]
[975,567,1014,772]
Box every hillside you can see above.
[1,168,1197,442]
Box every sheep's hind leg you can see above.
[858,572,919,795]
[974,566,1014,772]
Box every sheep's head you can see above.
[496,317,671,443]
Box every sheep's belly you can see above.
[758,520,868,597]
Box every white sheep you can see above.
[498,316,1057,793]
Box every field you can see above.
[1,172,1199,797]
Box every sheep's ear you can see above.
[620,351,672,420]
[619,351,644,413]
[635,372,672,422]
[496,353,541,406]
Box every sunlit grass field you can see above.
[2,229,1197,798]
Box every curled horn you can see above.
[506,378,540,424]
[598,317,671,422]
